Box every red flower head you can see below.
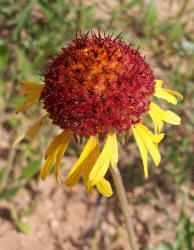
[41,30,155,136]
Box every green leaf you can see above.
[174,230,186,249]
[169,23,184,41]
[56,0,63,9]
[160,242,173,250]
[108,8,119,27]
[0,168,6,185]
[16,48,33,79]
[13,0,37,42]
[82,4,97,29]
[0,40,9,73]
[184,218,194,249]
[20,160,41,180]
[6,116,20,128]
[0,186,20,200]
[145,0,157,26]
[16,221,33,233]
[38,0,55,19]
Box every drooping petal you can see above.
[13,114,48,147]
[132,125,148,178]
[96,178,113,197]
[83,156,94,195]
[54,132,72,184]
[64,164,83,188]
[136,123,161,167]
[65,136,99,189]
[44,130,70,160]
[40,130,71,181]
[83,136,100,195]
[40,151,59,180]
[89,132,115,186]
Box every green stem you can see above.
[110,165,138,250]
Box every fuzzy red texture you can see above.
[41,30,155,136]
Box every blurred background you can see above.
[0,0,193,249]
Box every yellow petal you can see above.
[23,93,41,100]
[137,123,165,144]
[40,130,71,181]
[132,125,148,178]
[155,80,164,88]
[15,100,37,114]
[96,178,113,197]
[64,164,83,188]
[149,103,164,133]
[19,80,44,91]
[15,81,44,113]
[154,90,178,104]
[136,123,161,167]
[164,89,183,100]
[110,132,118,168]
[44,130,70,160]
[83,136,100,195]
[65,136,99,189]
[84,167,94,195]
[155,79,183,104]
[54,150,65,184]
[54,132,71,184]
[15,93,41,114]
[40,151,58,180]
[149,109,159,133]
[89,132,114,186]
[151,102,181,125]
[151,133,165,144]
[163,110,181,125]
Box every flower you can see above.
[15,30,183,197]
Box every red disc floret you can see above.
[41,30,155,136]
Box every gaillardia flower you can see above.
[15,30,183,197]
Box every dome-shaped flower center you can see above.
[41,31,155,136]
